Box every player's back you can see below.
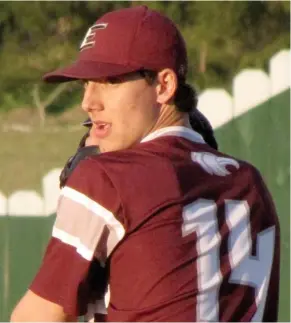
[94,128,280,322]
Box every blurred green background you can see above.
[0,1,289,321]
[0,1,289,194]
[0,1,289,129]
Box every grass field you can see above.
[0,127,86,195]
[0,105,88,196]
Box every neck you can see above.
[149,104,190,134]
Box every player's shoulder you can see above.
[85,140,174,174]
[83,144,182,218]
[64,144,170,207]
[64,154,121,215]
[191,147,258,177]
[190,143,271,193]
[213,149,273,198]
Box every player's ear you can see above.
[155,68,178,105]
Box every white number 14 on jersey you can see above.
[182,199,275,322]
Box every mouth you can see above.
[92,121,112,139]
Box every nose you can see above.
[81,83,104,113]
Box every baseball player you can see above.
[11,5,280,322]
[56,107,218,322]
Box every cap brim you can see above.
[43,60,142,83]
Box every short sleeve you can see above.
[30,158,125,316]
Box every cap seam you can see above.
[126,7,148,66]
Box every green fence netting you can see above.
[215,89,290,321]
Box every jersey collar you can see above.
[140,126,206,145]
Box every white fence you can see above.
[0,49,290,216]
[0,168,62,216]
[197,49,290,128]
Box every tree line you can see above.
[0,1,289,124]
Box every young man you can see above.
[11,5,280,322]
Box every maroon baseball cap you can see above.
[43,5,188,83]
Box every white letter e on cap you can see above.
[80,23,108,51]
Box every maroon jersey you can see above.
[30,126,280,322]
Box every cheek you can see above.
[108,84,158,134]
[134,93,159,125]
[128,88,158,118]
[109,107,131,138]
